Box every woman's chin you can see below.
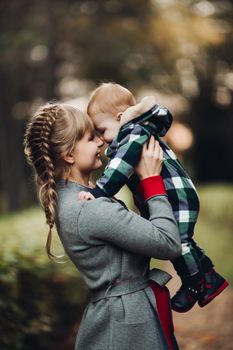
[93,158,103,169]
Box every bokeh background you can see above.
[0,0,233,349]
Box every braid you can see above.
[24,105,66,262]
[24,103,93,263]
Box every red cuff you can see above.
[137,175,166,201]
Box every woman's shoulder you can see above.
[56,180,127,223]
[56,183,116,221]
[79,197,118,220]
[56,188,83,225]
[57,191,118,242]
[77,197,129,238]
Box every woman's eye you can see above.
[88,133,95,141]
[95,130,103,137]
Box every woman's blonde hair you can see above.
[23,103,94,262]
[87,82,136,118]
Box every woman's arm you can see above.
[78,137,181,260]
[78,192,181,260]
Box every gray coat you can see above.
[56,179,181,350]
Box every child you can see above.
[82,82,228,313]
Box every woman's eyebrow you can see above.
[95,127,104,133]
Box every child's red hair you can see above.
[87,82,136,118]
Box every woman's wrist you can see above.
[137,175,166,201]
[138,172,161,181]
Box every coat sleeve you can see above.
[95,124,150,197]
[78,196,181,260]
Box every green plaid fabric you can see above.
[93,105,206,276]
[159,138,200,239]
[96,105,200,239]
[95,105,172,195]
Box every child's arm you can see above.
[93,124,157,198]
[121,97,173,137]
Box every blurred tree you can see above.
[0,0,61,210]
[0,0,232,211]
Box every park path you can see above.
[57,264,233,350]
[166,263,233,350]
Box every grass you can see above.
[0,206,77,275]
[1,183,233,281]
[194,183,233,282]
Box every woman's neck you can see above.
[62,168,91,187]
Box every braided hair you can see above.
[24,103,94,262]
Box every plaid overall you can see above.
[93,105,211,277]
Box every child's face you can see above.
[92,113,121,144]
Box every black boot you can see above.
[171,274,204,312]
[198,269,229,307]
[171,246,205,313]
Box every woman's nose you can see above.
[95,135,104,147]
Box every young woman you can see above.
[24,103,181,350]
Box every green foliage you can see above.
[0,0,232,211]
[0,207,89,350]
[195,183,233,282]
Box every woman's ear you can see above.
[62,152,75,165]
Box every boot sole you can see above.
[198,280,229,308]
[171,302,197,313]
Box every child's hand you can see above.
[78,191,95,201]
[120,96,157,126]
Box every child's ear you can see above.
[116,112,123,121]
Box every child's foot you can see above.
[171,280,203,313]
[198,269,229,307]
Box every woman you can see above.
[24,103,181,350]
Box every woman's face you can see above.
[72,130,104,173]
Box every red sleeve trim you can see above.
[137,175,166,201]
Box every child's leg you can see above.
[172,239,229,312]
[171,242,205,312]
[189,238,213,272]
[189,239,229,307]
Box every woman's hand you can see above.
[135,136,163,180]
